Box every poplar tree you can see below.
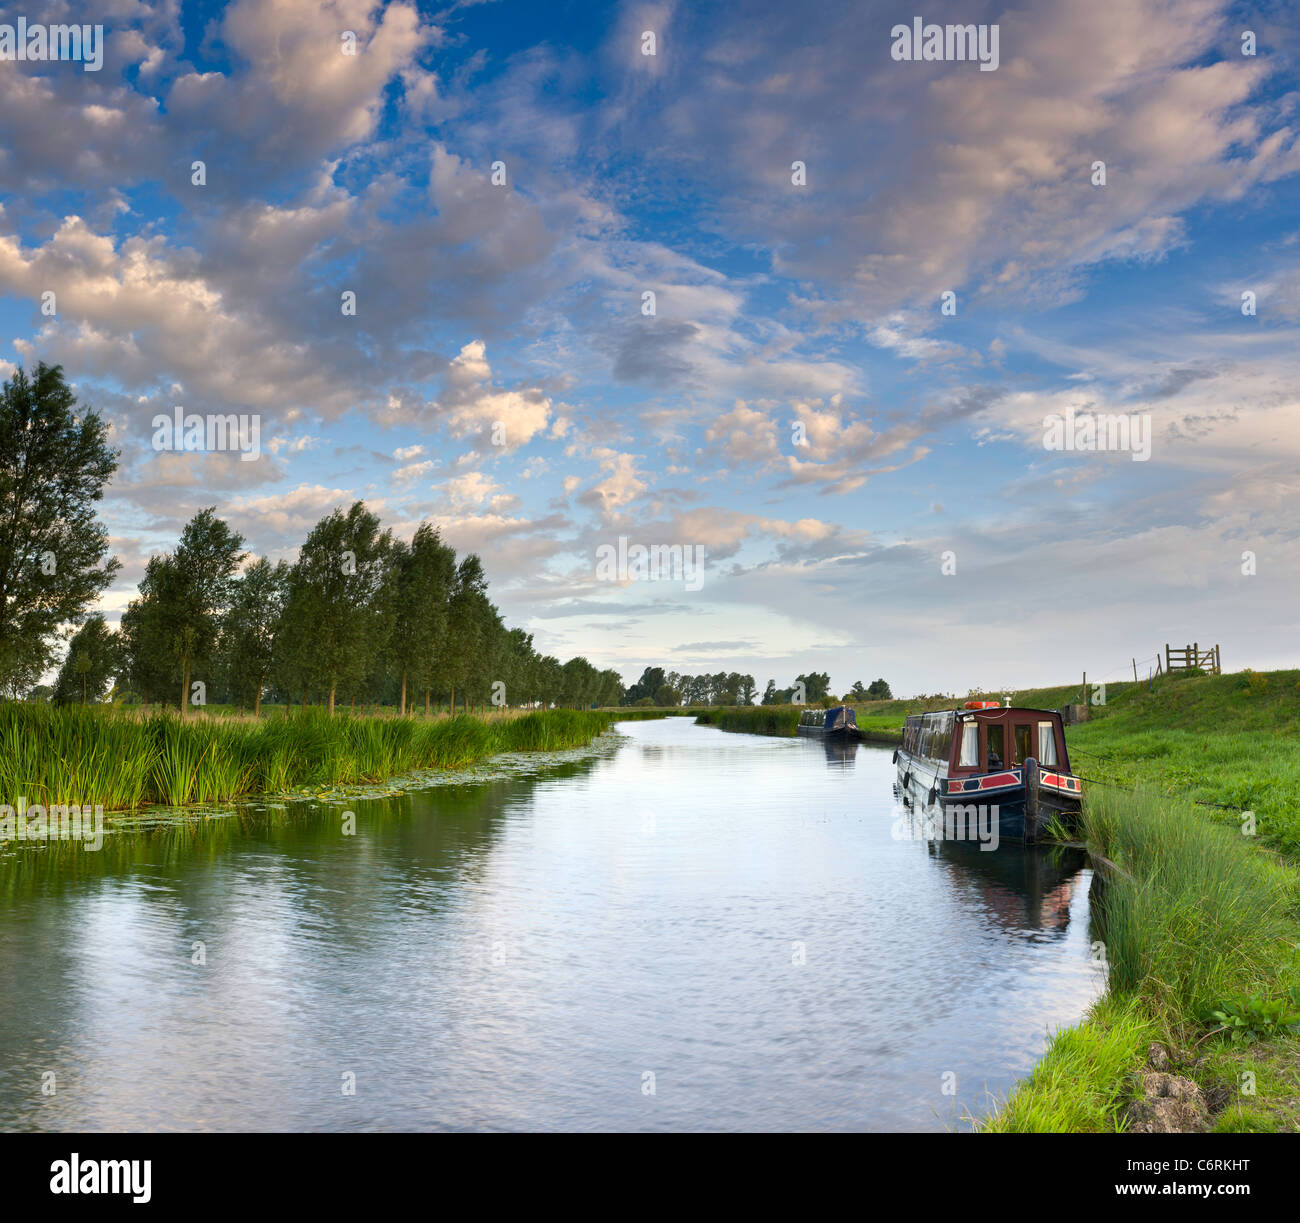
[290,501,391,715]
[388,524,456,716]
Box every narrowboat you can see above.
[893,702,1082,844]
[797,705,861,740]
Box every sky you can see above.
[2,0,1299,698]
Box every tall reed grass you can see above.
[1083,786,1297,1020]
[692,706,801,736]
[0,704,617,811]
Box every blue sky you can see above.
[2,0,1299,695]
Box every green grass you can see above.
[986,783,1300,1132]
[0,705,619,812]
[980,995,1156,1132]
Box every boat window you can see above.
[936,712,954,761]
[959,723,978,766]
[985,725,1005,770]
[1038,722,1058,766]
[1014,724,1031,764]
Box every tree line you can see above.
[3,363,623,715]
[623,668,892,707]
[63,503,624,715]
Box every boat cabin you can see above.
[902,704,1069,776]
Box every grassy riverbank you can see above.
[0,704,620,811]
[985,785,1300,1132]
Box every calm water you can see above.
[0,718,1102,1132]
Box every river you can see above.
[0,716,1102,1132]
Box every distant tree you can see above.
[53,614,118,704]
[0,363,120,695]
[739,675,757,705]
[847,680,869,701]
[866,678,893,700]
[797,672,831,702]
[652,682,680,707]
[761,679,779,705]
[624,666,666,706]
[596,669,625,707]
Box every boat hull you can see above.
[894,751,1081,845]
[797,724,860,741]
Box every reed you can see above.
[0,704,617,812]
[692,706,801,736]
[985,785,1300,1131]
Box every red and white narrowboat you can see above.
[893,702,1082,843]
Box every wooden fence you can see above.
[1163,642,1221,675]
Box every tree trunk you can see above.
[400,667,407,717]
[450,684,455,714]
[181,657,191,718]
[254,682,262,719]
[81,673,86,704]
[328,686,336,716]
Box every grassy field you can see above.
[0,704,620,811]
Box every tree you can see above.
[623,666,666,706]
[761,679,779,705]
[388,523,456,716]
[288,501,391,715]
[119,557,177,709]
[739,675,757,705]
[52,614,118,705]
[796,672,831,702]
[866,678,893,700]
[0,363,120,695]
[152,509,247,715]
[438,554,489,713]
[224,557,289,716]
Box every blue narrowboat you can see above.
[797,705,861,740]
[893,702,1082,844]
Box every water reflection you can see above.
[0,718,1101,1133]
